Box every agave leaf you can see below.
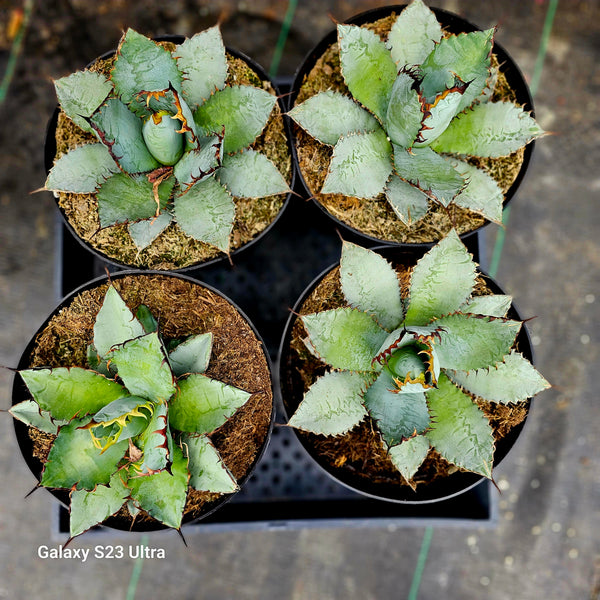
[45,144,119,194]
[111,29,183,111]
[414,83,469,147]
[431,313,521,371]
[133,401,170,474]
[109,332,176,404]
[169,373,252,434]
[322,129,392,199]
[168,332,213,377]
[337,24,397,122]
[364,370,430,447]
[218,150,289,198]
[69,471,130,538]
[460,294,512,318]
[173,176,235,252]
[54,70,112,134]
[340,242,403,331]
[9,400,63,435]
[447,158,504,224]
[194,85,276,154]
[388,434,430,483]
[393,145,465,206]
[447,350,550,404]
[387,0,443,67]
[288,371,370,436]
[96,173,174,229]
[420,29,494,111]
[431,102,545,158]
[128,444,188,529]
[480,66,500,103]
[128,211,173,250]
[90,98,159,173]
[302,308,389,372]
[404,230,477,326]
[92,396,151,425]
[94,284,145,358]
[182,433,238,493]
[176,26,228,107]
[385,71,424,148]
[288,91,379,146]
[173,136,222,188]
[19,367,127,422]
[385,174,430,226]
[425,373,494,478]
[41,417,128,490]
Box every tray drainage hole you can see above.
[272,475,281,486]
[259,463,270,473]
[282,462,292,472]
[272,450,280,460]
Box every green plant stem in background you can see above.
[489,0,559,278]
[0,0,35,105]
[408,527,434,600]
[126,534,148,600]
[269,0,298,78]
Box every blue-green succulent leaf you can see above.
[385,70,424,148]
[109,332,177,403]
[393,145,465,206]
[133,401,170,474]
[288,91,379,146]
[447,158,504,224]
[45,144,119,194]
[404,230,477,326]
[20,367,128,422]
[388,434,430,483]
[9,400,63,435]
[174,136,222,188]
[173,176,235,252]
[194,85,276,154]
[447,350,550,404]
[460,294,512,318]
[169,373,252,434]
[218,150,290,198]
[90,98,159,172]
[93,284,145,358]
[430,312,521,371]
[92,396,151,425]
[385,174,430,225]
[141,111,185,166]
[55,70,112,134]
[128,444,188,529]
[387,0,443,67]
[425,373,494,478]
[183,433,238,493]
[301,307,389,372]
[41,417,128,490]
[420,29,494,111]
[111,29,183,110]
[322,129,392,199]
[340,242,404,331]
[96,173,174,228]
[168,332,213,376]
[69,471,129,538]
[337,24,397,122]
[364,370,430,447]
[431,101,545,158]
[288,371,370,436]
[175,26,228,107]
[128,210,173,250]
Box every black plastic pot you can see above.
[278,245,535,504]
[12,270,275,532]
[288,4,535,250]
[44,35,293,272]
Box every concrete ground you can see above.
[0,0,598,598]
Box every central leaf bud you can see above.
[387,345,428,383]
[142,110,184,166]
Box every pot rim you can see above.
[44,34,294,273]
[277,243,535,504]
[12,269,275,532]
[287,3,535,250]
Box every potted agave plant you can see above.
[279,231,550,501]
[10,273,273,539]
[289,0,544,245]
[44,26,292,270]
